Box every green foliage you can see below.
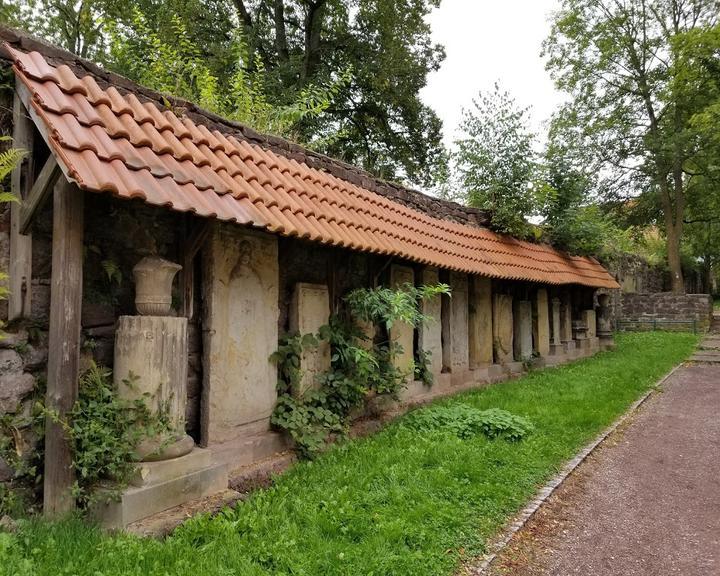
[401,404,534,441]
[271,283,449,458]
[414,348,434,387]
[103,8,349,141]
[50,364,172,507]
[0,139,25,338]
[4,0,447,186]
[543,0,720,290]
[345,283,450,331]
[449,84,539,237]
[0,332,699,576]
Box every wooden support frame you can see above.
[20,155,60,235]
[43,178,84,517]
[180,218,210,319]
[8,91,35,320]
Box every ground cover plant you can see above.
[0,332,697,576]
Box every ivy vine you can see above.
[271,282,450,458]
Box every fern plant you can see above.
[0,137,26,337]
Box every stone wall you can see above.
[620,293,712,331]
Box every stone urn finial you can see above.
[133,256,182,316]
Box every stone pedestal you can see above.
[513,300,533,361]
[114,315,192,460]
[418,268,443,379]
[469,276,493,368]
[390,265,416,377]
[449,273,470,380]
[493,294,514,364]
[201,225,279,445]
[289,283,331,395]
[534,289,550,357]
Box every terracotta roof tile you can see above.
[4,44,619,289]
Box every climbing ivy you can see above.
[271,282,450,458]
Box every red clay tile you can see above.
[5,45,619,289]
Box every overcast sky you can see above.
[421,0,566,149]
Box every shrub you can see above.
[401,404,534,441]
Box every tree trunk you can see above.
[274,0,289,62]
[301,0,326,83]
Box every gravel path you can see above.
[489,360,720,576]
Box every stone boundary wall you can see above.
[620,293,712,331]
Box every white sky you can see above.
[421,0,566,149]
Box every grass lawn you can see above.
[0,332,698,576]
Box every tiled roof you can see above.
[3,42,619,289]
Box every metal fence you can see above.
[616,318,699,334]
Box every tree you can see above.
[450,84,539,237]
[2,0,447,187]
[544,0,720,293]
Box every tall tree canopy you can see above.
[2,0,446,187]
[449,84,539,237]
[544,0,720,293]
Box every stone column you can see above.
[418,267,443,379]
[449,272,469,378]
[289,283,331,395]
[560,292,574,351]
[115,315,193,460]
[493,293,514,364]
[469,276,493,368]
[390,265,415,377]
[583,309,597,338]
[597,293,614,349]
[534,289,551,357]
[551,298,561,344]
[201,225,279,445]
[513,300,533,361]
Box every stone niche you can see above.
[289,283,331,395]
[493,293,514,364]
[449,272,470,379]
[390,265,415,376]
[418,267,443,379]
[513,300,533,361]
[469,276,493,368]
[201,224,279,445]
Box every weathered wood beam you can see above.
[20,155,60,235]
[43,178,84,517]
[180,219,211,320]
[8,91,34,320]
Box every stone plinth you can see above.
[289,283,331,395]
[201,225,278,445]
[469,276,493,368]
[114,315,191,460]
[390,265,416,377]
[513,300,533,361]
[534,289,550,357]
[450,272,470,377]
[493,294,514,364]
[418,268,442,379]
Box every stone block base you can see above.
[549,343,564,356]
[209,429,291,477]
[93,450,227,529]
[505,361,524,375]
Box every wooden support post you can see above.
[180,219,210,319]
[20,155,60,234]
[43,178,84,517]
[8,92,34,320]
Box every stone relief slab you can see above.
[290,283,331,395]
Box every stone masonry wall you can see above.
[620,293,713,331]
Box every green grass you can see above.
[0,332,698,576]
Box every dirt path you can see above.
[489,358,720,576]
